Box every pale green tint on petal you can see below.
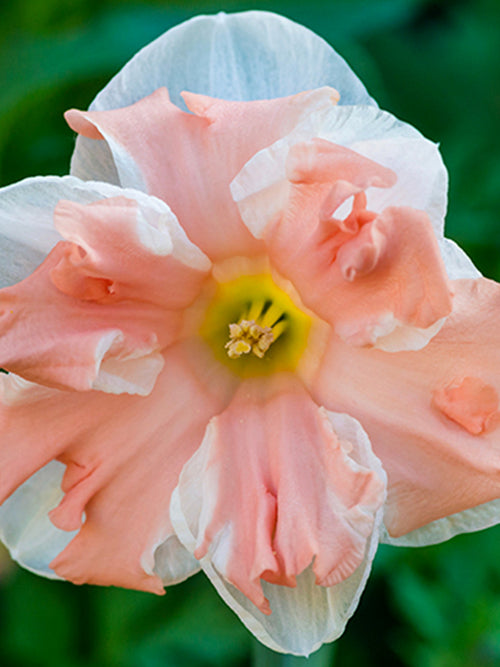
[232,104,447,241]
[381,498,500,547]
[88,11,376,115]
[171,411,386,656]
[0,458,76,579]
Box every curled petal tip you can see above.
[65,109,103,140]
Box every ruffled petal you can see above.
[66,87,339,261]
[0,172,209,280]
[311,277,500,539]
[232,103,448,240]
[240,138,452,351]
[70,8,376,189]
[82,11,375,114]
[0,175,113,287]
[171,376,386,655]
[0,192,210,393]
[0,342,234,590]
[51,195,209,307]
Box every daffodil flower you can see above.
[0,11,499,656]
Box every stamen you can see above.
[225,319,276,359]
[201,272,312,375]
[225,295,291,360]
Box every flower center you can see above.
[225,298,287,359]
[200,273,311,377]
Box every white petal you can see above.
[232,104,447,240]
[153,534,201,585]
[0,176,65,287]
[439,237,482,280]
[56,179,211,271]
[351,136,448,237]
[69,134,121,185]
[69,125,147,192]
[87,11,375,116]
[0,460,76,579]
[171,410,386,656]
[0,237,47,291]
[0,175,209,287]
[381,498,500,547]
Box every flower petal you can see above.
[66,87,339,261]
[0,459,76,579]
[0,342,234,590]
[381,497,500,547]
[232,104,448,240]
[170,376,386,655]
[0,175,103,287]
[0,192,210,393]
[86,11,375,114]
[246,139,452,350]
[0,174,209,284]
[439,237,482,280]
[312,277,500,539]
[153,534,201,586]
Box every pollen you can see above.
[226,320,276,359]
[200,272,312,377]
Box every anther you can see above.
[225,319,275,359]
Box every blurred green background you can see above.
[0,0,499,665]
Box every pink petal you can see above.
[0,342,234,592]
[232,104,448,241]
[171,375,385,614]
[0,197,210,393]
[311,277,500,537]
[65,87,339,261]
[52,197,209,309]
[263,140,452,350]
[433,376,499,436]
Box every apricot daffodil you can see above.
[0,11,499,656]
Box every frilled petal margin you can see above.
[0,180,210,394]
[312,278,500,539]
[0,342,235,590]
[234,134,451,351]
[170,375,386,655]
[65,87,340,261]
[0,458,198,586]
[0,175,141,288]
[231,103,448,240]
[69,11,376,184]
